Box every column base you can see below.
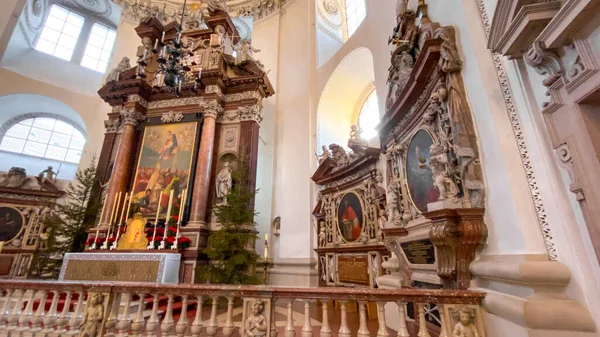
[186,220,208,229]
[268,258,318,287]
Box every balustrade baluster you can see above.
[319,301,332,337]
[130,293,147,337]
[160,294,175,337]
[190,296,203,337]
[66,291,84,336]
[222,297,234,337]
[0,289,14,330]
[104,292,121,337]
[271,299,278,337]
[145,294,159,337]
[28,290,48,335]
[53,291,71,335]
[284,300,294,337]
[395,302,410,337]
[116,292,132,337]
[416,303,431,337]
[357,302,369,337]
[301,300,312,337]
[6,290,24,332]
[205,296,218,337]
[41,291,59,335]
[376,302,389,337]
[438,304,448,337]
[175,295,189,337]
[16,290,35,335]
[337,301,351,337]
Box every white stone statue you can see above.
[453,306,480,337]
[424,143,459,202]
[244,299,267,337]
[105,57,131,84]
[136,37,154,63]
[318,224,327,247]
[77,293,105,337]
[348,125,367,147]
[38,166,56,185]
[234,40,260,65]
[215,162,232,205]
[317,145,332,165]
[378,213,386,242]
[387,51,414,102]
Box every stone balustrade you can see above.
[0,281,486,337]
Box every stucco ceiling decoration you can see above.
[114,0,292,25]
[19,0,49,47]
[55,0,121,26]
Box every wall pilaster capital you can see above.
[104,119,121,134]
[120,108,146,127]
[200,99,224,119]
[524,41,563,87]
[238,104,263,123]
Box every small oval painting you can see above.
[406,129,440,213]
[0,207,23,242]
[337,193,363,242]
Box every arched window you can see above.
[0,116,86,164]
[345,0,366,38]
[357,89,379,140]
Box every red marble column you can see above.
[189,101,222,227]
[101,108,145,224]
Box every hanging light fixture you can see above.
[137,0,202,96]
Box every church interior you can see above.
[0,0,599,336]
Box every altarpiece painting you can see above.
[131,122,197,218]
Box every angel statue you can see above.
[234,40,261,65]
[78,293,105,337]
[104,57,130,84]
[453,306,480,337]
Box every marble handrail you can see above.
[0,280,487,337]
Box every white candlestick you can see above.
[161,31,165,43]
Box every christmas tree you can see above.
[200,157,260,285]
[29,156,100,278]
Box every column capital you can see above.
[120,108,146,127]
[104,119,120,134]
[238,104,263,123]
[200,99,224,119]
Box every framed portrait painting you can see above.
[337,192,364,242]
[405,129,439,213]
[131,121,198,218]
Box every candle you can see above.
[0,242,4,254]
[124,191,132,221]
[165,189,175,223]
[154,38,158,50]
[98,194,108,224]
[119,193,129,223]
[178,189,187,221]
[161,31,165,43]
[190,41,194,51]
[108,192,119,224]
[111,192,122,225]
[264,234,268,261]
[155,191,163,223]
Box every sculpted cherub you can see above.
[78,293,105,337]
[453,306,480,337]
[318,224,327,247]
[245,299,267,337]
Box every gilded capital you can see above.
[200,99,224,119]
[120,108,146,127]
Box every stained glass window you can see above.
[0,117,86,164]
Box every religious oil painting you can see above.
[0,207,24,243]
[406,129,440,213]
[337,192,364,242]
[131,122,197,218]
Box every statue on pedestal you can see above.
[234,40,261,65]
[0,167,29,188]
[244,299,267,337]
[105,57,131,84]
[216,162,232,205]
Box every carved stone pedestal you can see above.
[423,208,486,289]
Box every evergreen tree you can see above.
[29,156,100,278]
[200,157,260,285]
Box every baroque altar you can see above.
[377,1,487,290]
[83,6,274,283]
[312,144,390,288]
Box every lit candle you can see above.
[264,234,268,261]
[161,31,165,43]
[154,38,159,50]
[155,191,163,223]
[165,189,175,223]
